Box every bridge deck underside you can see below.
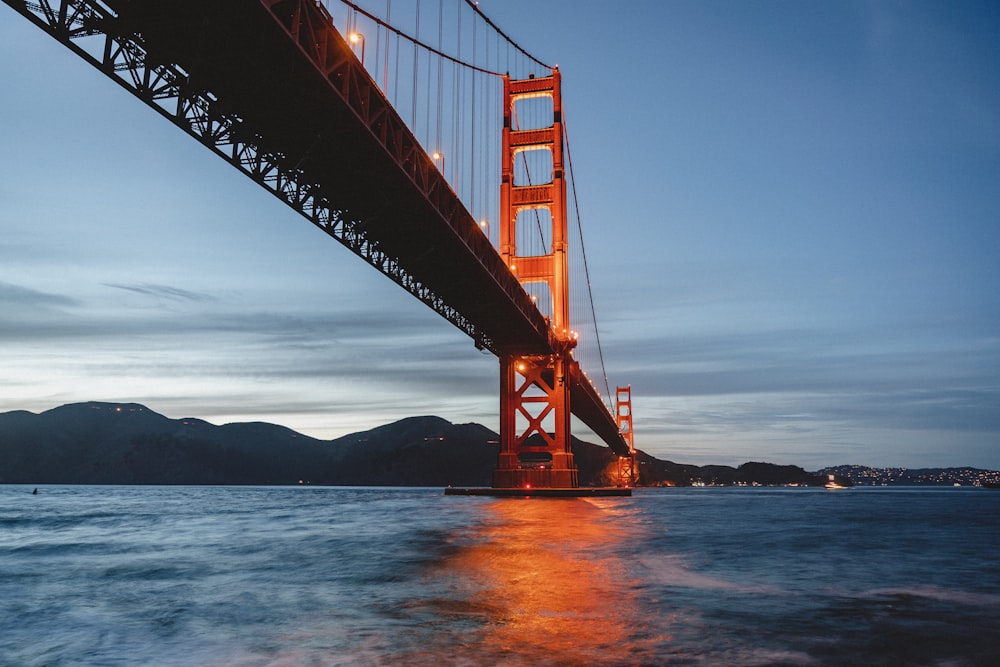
[115,0,549,352]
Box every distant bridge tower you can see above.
[616,385,637,486]
[494,70,579,488]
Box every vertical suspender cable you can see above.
[383,0,390,91]
[435,0,443,163]
[411,0,419,129]
[453,4,461,190]
[470,12,477,216]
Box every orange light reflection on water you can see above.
[418,497,672,665]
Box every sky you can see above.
[1,1,998,469]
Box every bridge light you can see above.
[431,151,446,179]
[348,32,365,66]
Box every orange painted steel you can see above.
[495,72,580,489]
[616,385,637,486]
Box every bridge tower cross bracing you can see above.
[494,70,580,489]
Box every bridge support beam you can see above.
[494,352,578,489]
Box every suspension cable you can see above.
[462,0,554,71]
[336,0,551,77]
[564,115,614,408]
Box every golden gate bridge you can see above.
[4,0,637,494]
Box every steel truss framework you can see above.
[6,0,631,459]
[7,0,529,352]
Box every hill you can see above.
[2,402,640,486]
[0,402,499,486]
[7,401,962,487]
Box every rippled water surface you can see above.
[2,485,998,666]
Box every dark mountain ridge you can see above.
[0,403,501,486]
[6,402,992,487]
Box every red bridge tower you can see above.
[494,71,579,489]
[616,385,637,486]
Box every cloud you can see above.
[0,280,79,308]
[598,316,1000,467]
[0,276,501,438]
[0,281,84,341]
[103,282,218,302]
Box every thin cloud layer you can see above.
[103,282,218,302]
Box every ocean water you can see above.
[1,486,998,666]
